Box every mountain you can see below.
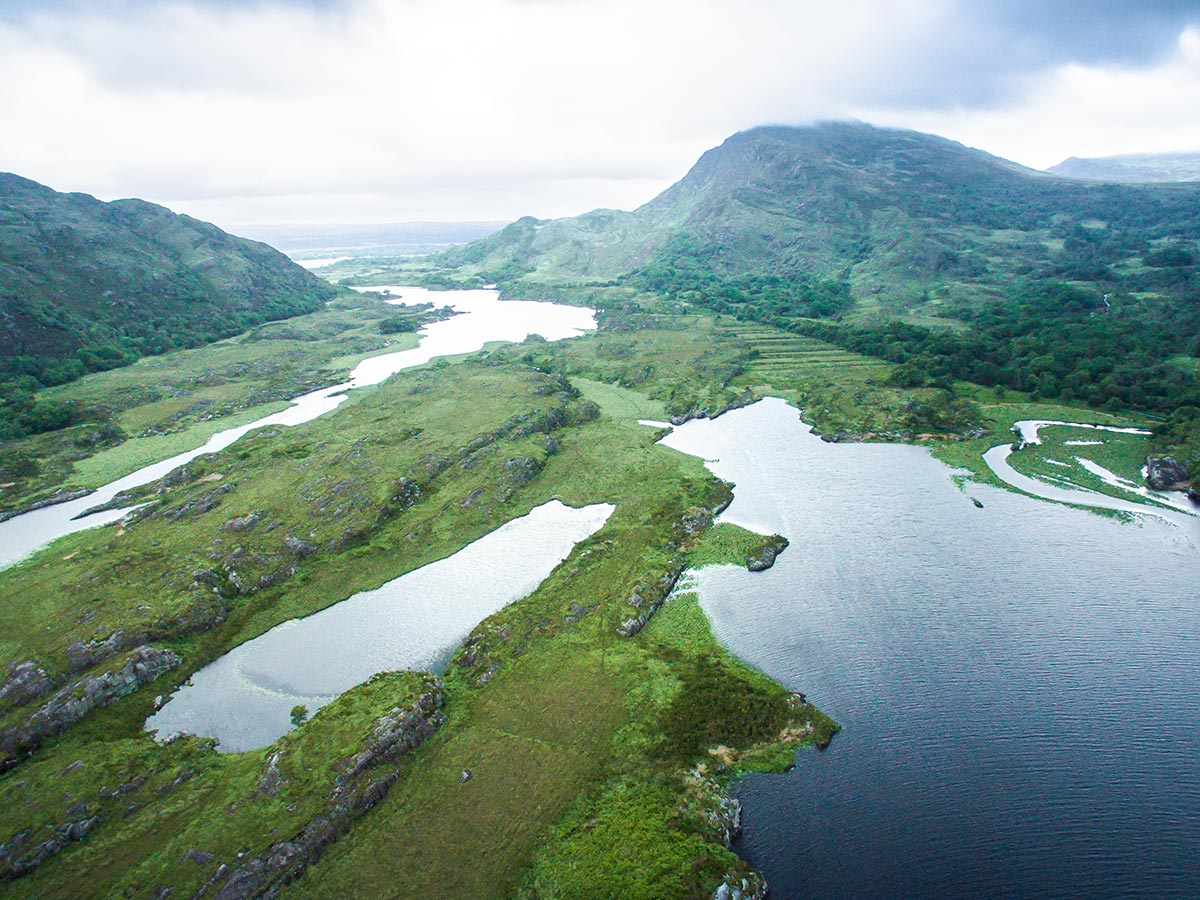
[0,174,337,391]
[1048,152,1200,183]
[434,121,1200,418]
[443,122,1200,316]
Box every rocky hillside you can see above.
[0,174,336,392]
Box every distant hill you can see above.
[235,221,507,259]
[436,122,1200,417]
[1048,152,1200,183]
[0,174,336,392]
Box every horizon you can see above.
[2,0,1199,230]
[9,118,1200,236]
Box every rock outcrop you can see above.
[0,646,180,771]
[195,679,445,900]
[709,873,768,900]
[746,536,788,572]
[0,661,54,712]
[1145,455,1191,491]
[0,811,100,879]
[616,565,684,638]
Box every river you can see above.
[660,398,1199,900]
[0,287,595,570]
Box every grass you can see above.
[11,307,1166,900]
[2,671,440,899]
[0,317,838,900]
[0,294,430,516]
[69,401,292,488]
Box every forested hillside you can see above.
[428,122,1200,464]
[0,174,336,437]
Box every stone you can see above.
[1146,455,1191,490]
[0,661,55,711]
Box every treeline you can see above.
[793,282,1200,416]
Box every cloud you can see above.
[862,26,1200,168]
[0,0,1197,226]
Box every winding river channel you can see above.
[4,290,1197,896]
[0,288,596,570]
[661,398,1200,900]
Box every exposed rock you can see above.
[257,752,283,797]
[163,484,236,522]
[0,813,100,879]
[282,536,318,558]
[746,536,788,572]
[617,565,684,637]
[0,489,92,523]
[0,647,181,772]
[497,456,543,501]
[199,679,445,900]
[682,770,744,848]
[388,477,421,510]
[669,393,756,427]
[680,506,715,536]
[66,630,145,673]
[0,661,55,713]
[1146,455,1191,490]
[710,872,768,900]
[222,513,263,533]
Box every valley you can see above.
[1,121,1198,900]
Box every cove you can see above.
[659,398,1200,900]
[0,288,595,570]
[146,500,614,752]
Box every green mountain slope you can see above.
[0,174,336,395]
[432,122,1200,430]
[445,122,1200,313]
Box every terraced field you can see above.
[723,323,891,389]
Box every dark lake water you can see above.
[661,398,1200,900]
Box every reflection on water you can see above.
[147,500,613,752]
[661,398,1200,900]
[0,288,595,570]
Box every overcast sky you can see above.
[2,0,1199,229]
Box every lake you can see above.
[147,499,614,752]
[661,398,1200,900]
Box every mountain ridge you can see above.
[0,172,336,397]
[1048,151,1200,183]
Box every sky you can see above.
[1,0,1199,229]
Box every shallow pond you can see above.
[146,500,613,752]
[660,398,1200,900]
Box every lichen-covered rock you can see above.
[710,872,768,900]
[0,647,180,771]
[0,661,54,712]
[199,678,445,900]
[681,770,744,848]
[1146,455,1191,490]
